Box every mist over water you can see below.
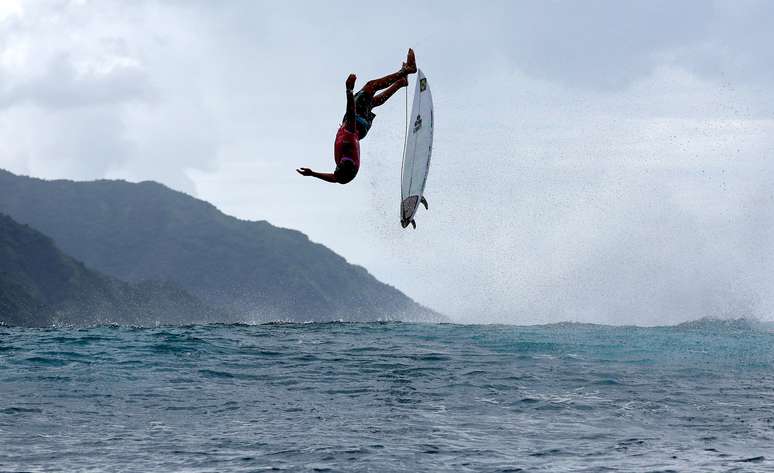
[362,68,774,326]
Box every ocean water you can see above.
[1,321,773,472]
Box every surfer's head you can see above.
[334,158,357,184]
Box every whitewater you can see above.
[1,321,773,472]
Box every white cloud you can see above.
[0,0,23,22]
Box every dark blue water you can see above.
[1,321,773,472]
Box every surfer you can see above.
[296,49,417,184]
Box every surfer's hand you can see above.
[345,74,356,91]
[296,167,314,177]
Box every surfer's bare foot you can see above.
[401,48,417,75]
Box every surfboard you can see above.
[400,69,433,229]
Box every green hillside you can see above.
[0,170,442,322]
[0,213,219,327]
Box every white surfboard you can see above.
[400,69,433,229]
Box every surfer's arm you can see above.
[344,74,357,132]
[296,168,338,183]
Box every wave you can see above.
[4,316,774,333]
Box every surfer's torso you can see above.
[334,125,360,170]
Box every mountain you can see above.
[0,277,49,327]
[0,169,442,322]
[675,317,771,332]
[0,213,220,327]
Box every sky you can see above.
[1,0,773,325]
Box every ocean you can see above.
[1,321,773,472]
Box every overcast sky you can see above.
[2,0,773,324]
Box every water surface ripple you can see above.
[1,322,773,472]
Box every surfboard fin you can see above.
[411,220,416,229]
[420,196,428,210]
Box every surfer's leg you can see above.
[361,49,416,96]
[361,70,406,96]
[343,75,357,132]
[372,76,407,108]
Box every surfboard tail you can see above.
[401,195,419,225]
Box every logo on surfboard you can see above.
[413,114,422,133]
[419,78,427,92]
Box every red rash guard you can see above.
[334,125,360,170]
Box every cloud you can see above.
[0,0,22,22]
[1,52,152,110]
[0,0,217,191]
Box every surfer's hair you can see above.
[334,160,356,184]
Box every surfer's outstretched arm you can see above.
[296,167,338,183]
